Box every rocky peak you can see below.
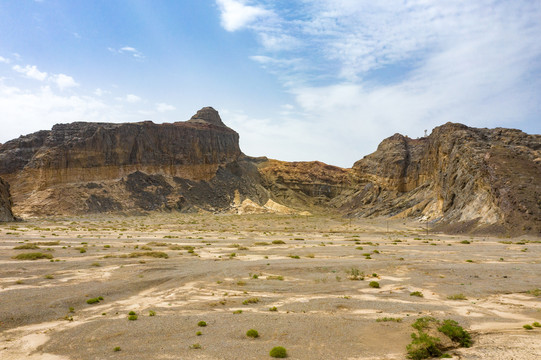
[188,107,226,127]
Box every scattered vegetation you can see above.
[271,240,285,245]
[527,288,541,297]
[13,252,53,260]
[347,267,364,280]
[190,343,201,349]
[376,317,402,322]
[13,243,40,249]
[369,281,380,288]
[410,291,424,297]
[123,251,168,258]
[269,346,287,358]
[269,306,278,312]
[523,324,533,330]
[242,298,260,305]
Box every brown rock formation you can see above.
[0,176,15,221]
[345,123,541,235]
[0,108,267,216]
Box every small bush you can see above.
[523,324,533,330]
[233,310,243,314]
[369,281,380,288]
[13,252,53,260]
[196,331,202,336]
[14,243,40,249]
[197,321,207,327]
[406,332,442,360]
[412,317,437,331]
[190,343,201,349]
[460,240,471,244]
[128,314,138,321]
[269,306,278,312]
[438,319,472,347]
[86,297,101,304]
[243,298,259,305]
[128,311,136,315]
[269,346,287,358]
[532,322,541,327]
[149,310,156,316]
[410,291,424,297]
[113,347,121,352]
[447,293,467,300]
[272,240,285,245]
[527,288,541,297]
[246,329,259,338]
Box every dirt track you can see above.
[1,213,540,359]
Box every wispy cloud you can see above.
[0,56,10,64]
[216,0,271,32]
[108,46,145,60]
[125,94,141,103]
[13,64,48,81]
[156,103,175,112]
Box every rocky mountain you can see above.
[0,107,539,235]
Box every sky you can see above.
[0,0,540,167]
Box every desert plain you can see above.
[0,213,540,360]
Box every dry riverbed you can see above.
[0,213,540,359]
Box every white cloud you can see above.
[221,0,541,166]
[156,103,175,112]
[51,73,79,90]
[0,56,10,64]
[12,64,48,81]
[109,46,144,59]
[125,94,141,103]
[216,0,271,32]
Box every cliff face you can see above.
[0,176,15,222]
[345,123,541,235]
[0,107,265,216]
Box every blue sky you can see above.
[0,0,540,167]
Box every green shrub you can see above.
[438,319,472,347]
[13,243,40,249]
[243,298,259,305]
[532,322,541,327]
[196,331,202,336]
[269,346,287,358]
[246,329,259,338]
[86,297,101,304]
[410,291,424,297]
[13,252,53,260]
[128,311,136,315]
[272,240,285,244]
[528,288,541,297]
[113,347,121,352]
[197,321,207,327]
[128,314,138,321]
[447,293,467,300]
[190,343,201,349]
[523,324,533,330]
[406,332,442,360]
[269,306,278,312]
[149,310,156,316]
[369,281,380,288]
[412,317,437,331]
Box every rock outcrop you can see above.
[0,108,268,216]
[0,176,15,221]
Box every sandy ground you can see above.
[0,213,540,359]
